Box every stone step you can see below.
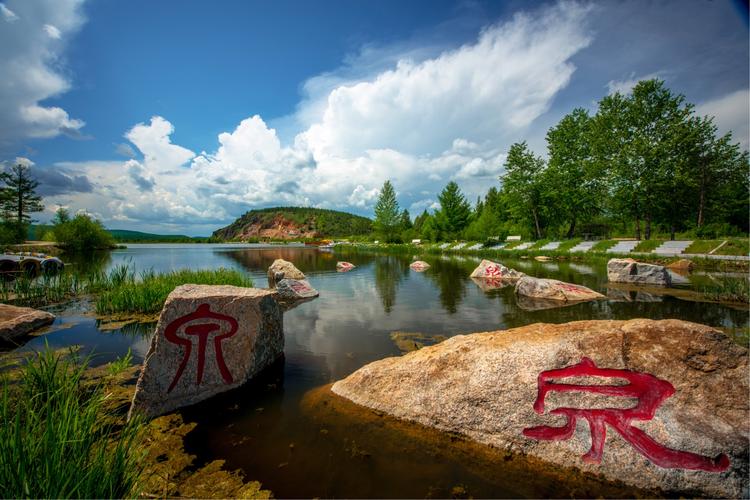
[514,242,533,250]
[607,241,639,253]
[653,240,693,254]
[569,241,596,252]
[467,243,483,250]
[452,242,467,250]
[540,241,561,250]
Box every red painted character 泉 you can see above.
[484,264,502,277]
[522,357,729,472]
[164,303,238,392]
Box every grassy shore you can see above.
[0,346,145,498]
[0,265,253,313]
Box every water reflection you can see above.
[373,256,409,313]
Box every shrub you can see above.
[53,212,115,251]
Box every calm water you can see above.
[10,244,749,498]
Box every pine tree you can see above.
[374,180,400,242]
[436,181,471,238]
[0,163,43,242]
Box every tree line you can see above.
[374,79,748,242]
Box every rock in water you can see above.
[267,259,305,287]
[470,259,524,280]
[336,261,355,272]
[274,278,319,300]
[607,258,672,286]
[129,285,283,419]
[515,276,604,304]
[410,261,430,272]
[0,304,55,342]
[331,319,748,498]
[667,259,694,273]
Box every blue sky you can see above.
[1,0,748,235]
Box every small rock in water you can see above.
[267,259,305,288]
[410,260,430,272]
[534,255,552,262]
[129,284,283,419]
[515,276,605,305]
[470,259,524,280]
[275,278,319,300]
[607,258,671,286]
[667,259,694,273]
[390,331,448,353]
[336,261,355,272]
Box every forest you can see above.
[374,80,749,243]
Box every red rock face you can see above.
[330,319,749,498]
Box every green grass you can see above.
[529,239,551,250]
[556,239,582,252]
[0,345,145,498]
[700,277,749,304]
[714,239,749,256]
[106,348,133,376]
[95,268,253,315]
[632,239,663,253]
[685,240,722,254]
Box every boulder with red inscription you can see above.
[469,259,524,280]
[410,261,430,272]
[330,319,748,497]
[336,261,355,272]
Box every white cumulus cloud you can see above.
[0,0,86,147]
[696,88,750,150]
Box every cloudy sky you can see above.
[1,0,748,235]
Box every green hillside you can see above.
[213,206,372,240]
[107,229,208,242]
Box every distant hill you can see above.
[212,207,372,241]
[107,229,207,242]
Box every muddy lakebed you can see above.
[5,244,749,498]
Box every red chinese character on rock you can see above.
[522,357,730,472]
[484,264,502,277]
[164,303,238,392]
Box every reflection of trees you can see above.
[221,248,377,274]
[423,258,473,314]
[374,256,409,313]
[62,250,112,275]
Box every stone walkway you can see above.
[540,241,561,250]
[653,240,693,255]
[569,241,596,252]
[607,240,639,253]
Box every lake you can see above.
[12,244,749,497]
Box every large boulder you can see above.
[470,259,524,280]
[331,319,748,498]
[607,258,671,286]
[267,259,305,288]
[129,285,283,419]
[515,276,605,303]
[0,304,55,342]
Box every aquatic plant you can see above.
[700,277,749,304]
[95,267,253,315]
[0,345,144,498]
[107,347,133,376]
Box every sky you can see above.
[0,0,748,236]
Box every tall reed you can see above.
[0,345,144,498]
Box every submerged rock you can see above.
[390,331,448,353]
[410,261,430,272]
[607,258,672,286]
[0,304,55,342]
[331,319,749,498]
[267,258,305,288]
[129,285,283,419]
[515,276,604,304]
[470,259,524,280]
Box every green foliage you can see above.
[0,163,43,227]
[374,180,401,242]
[106,348,133,376]
[53,211,115,251]
[500,142,548,239]
[0,346,144,498]
[435,181,471,239]
[95,267,253,315]
[700,276,749,304]
[632,239,663,253]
